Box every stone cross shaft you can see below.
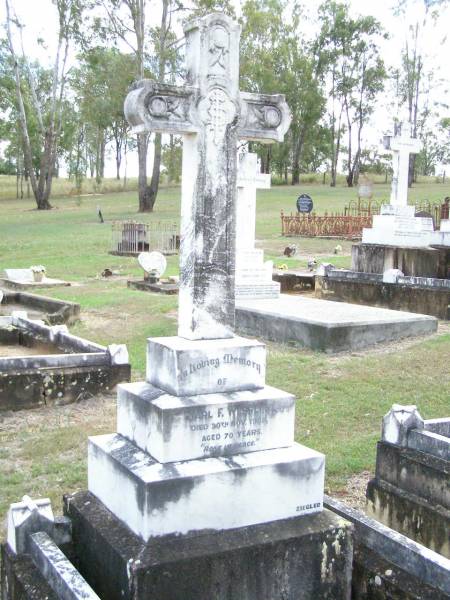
[125,13,291,340]
[384,126,422,207]
[236,153,270,252]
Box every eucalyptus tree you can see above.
[4,0,84,209]
[393,0,449,184]
[72,47,136,183]
[316,1,386,187]
[240,0,326,182]
[94,0,181,211]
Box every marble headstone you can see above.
[362,120,438,247]
[235,153,280,299]
[87,12,324,544]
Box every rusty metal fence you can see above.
[344,199,380,217]
[281,211,373,239]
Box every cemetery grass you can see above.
[0,181,449,539]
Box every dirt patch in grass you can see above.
[0,393,116,540]
[330,470,372,511]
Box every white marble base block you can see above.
[88,434,325,540]
[146,335,266,396]
[362,204,443,248]
[117,381,295,463]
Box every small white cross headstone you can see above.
[383,121,422,207]
[125,13,291,340]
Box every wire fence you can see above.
[110,221,179,255]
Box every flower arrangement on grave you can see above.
[148,268,160,283]
[30,265,46,282]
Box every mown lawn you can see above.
[0,179,449,537]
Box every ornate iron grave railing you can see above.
[281,211,372,239]
[110,221,179,256]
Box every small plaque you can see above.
[296,194,313,213]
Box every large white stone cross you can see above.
[383,124,422,207]
[125,13,290,341]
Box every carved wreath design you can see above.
[146,94,186,121]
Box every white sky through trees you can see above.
[1,0,449,177]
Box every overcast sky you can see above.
[1,0,449,176]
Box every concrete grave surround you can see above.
[235,153,280,299]
[316,268,450,319]
[27,532,100,600]
[367,404,450,558]
[2,269,71,289]
[0,314,130,411]
[236,294,437,352]
[0,289,80,324]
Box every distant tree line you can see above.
[0,0,449,210]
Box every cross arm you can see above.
[238,92,292,143]
[124,79,199,135]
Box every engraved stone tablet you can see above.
[117,381,295,462]
[146,335,266,396]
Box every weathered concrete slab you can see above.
[127,279,179,294]
[0,290,80,324]
[28,532,100,600]
[0,316,131,411]
[0,277,71,290]
[235,294,437,352]
[366,440,450,557]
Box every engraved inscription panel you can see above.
[178,351,263,387]
[181,401,293,457]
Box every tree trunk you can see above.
[145,133,162,212]
[292,161,300,185]
[291,132,304,186]
[136,0,168,212]
[100,137,105,179]
[138,133,151,212]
